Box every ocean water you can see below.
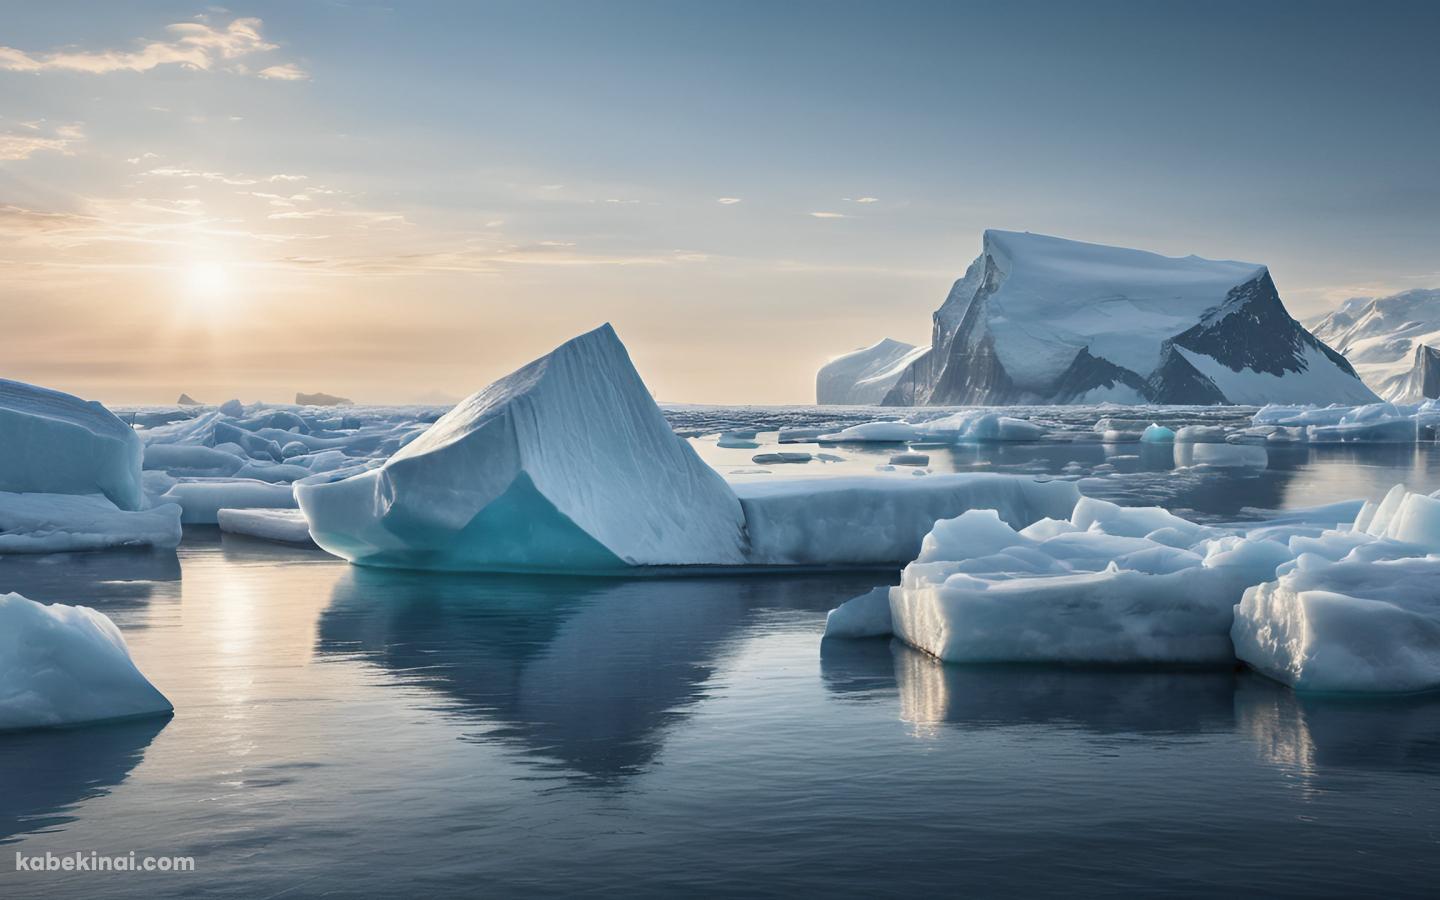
[3,428,1440,897]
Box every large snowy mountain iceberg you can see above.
[816,338,929,405]
[869,230,1376,406]
[1308,289,1440,401]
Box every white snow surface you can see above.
[217,508,315,545]
[735,473,1079,567]
[0,592,172,730]
[1309,289,1440,400]
[0,379,145,510]
[0,493,182,552]
[978,230,1267,388]
[816,339,928,405]
[296,324,749,570]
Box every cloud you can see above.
[0,17,302,79]
[144,167,308,186]
[716,197,742,205]
[844,197,879,203]
[808,211,849,219]
[258,62,309,81]
[0,121,83,160]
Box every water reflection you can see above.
[822,641,1440,775]
[0,717,168,843]
[319,569,884,782]
[0,548,180,615]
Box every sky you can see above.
[2,0,1439,404]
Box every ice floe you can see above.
[0,593,172,730]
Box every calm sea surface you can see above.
[3,418,1439,897]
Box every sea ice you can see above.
[0,493,182,552]
[161,480,297,525]
[217,508,315,545]
[0,379,145,510]
[818,421,922,443]
[0,593,172,730]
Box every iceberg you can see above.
[217,508,315,545]
[161,479,297,525]
[816,338,929,405]
[0,379,145,510]
[735,473,1078,567]
[0,593,172,730]
[825,496,1291,663]
[297,325,749,570]
[817,421,921,443]
[877,230,1376,406]
[0,493,181,553]
[916,411,1045,442]
[296,391,353,407]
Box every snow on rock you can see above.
[161,480,297,525]
[876,230,1376,407]
[816,339,929,405]
[0,593,172,730]
[296,325,749,571]
[1309,288,1440,401]
[0,493,182,552]
[735,473,1079,567]
[217,508,315,545]
[0,379,145,510]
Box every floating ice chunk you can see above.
[777,427,827,443]
[161,479,297,525]
[1174,425,1230,443]
[818,421,922,443]
[751,452,812,465]
[0,493,182,552]
[917,411,1044,442]
[823,586,894,638]
[1234,555,1440,693]
[889,452,929,466]
[217,508,315,545]
[218,399,244,418]
[1140,424,1175,443]
[716,436,760,449]
[0,379,144,510]
[142,443,244,477]
[212,422,284,462]
[297,325,748,571]
[736,474,1078,567]
[0,593,172,730]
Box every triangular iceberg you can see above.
[297,324,749,570]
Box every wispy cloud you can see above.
[844,196,879,203]
[0,121,83,160]
[144,167,308,186]
[808,211,849,219]
[258,62,309,81]
[716,197,742,205]
[0,17,306,79]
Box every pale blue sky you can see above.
[2,1,1437,402]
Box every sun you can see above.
[184,262,231,304]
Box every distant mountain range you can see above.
[1307,290,1440,401]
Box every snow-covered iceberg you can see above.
[736,474,1078,567]
[816,338,929,405]
[0,493,181,553]
[0,379,145,510]
[0,593,172,730]
[1233,485,1440,693]
[1309,289,1440,401]
[877,230,1376,406]
[827,498,1290,664]
[297,325,750,570]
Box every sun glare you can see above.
[184,262,231,304]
